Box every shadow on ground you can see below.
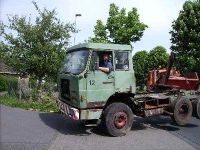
[39,113,198,137]
[39,113,93,136]
[132,116,198,131]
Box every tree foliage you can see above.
[0,1,75,85]
[91,20,109,43]
[0,42,5,59]
[89,3,148,45]
[133,46,169,88]
[132,50,149,88]
[170,0,200,73]
[148,46,169,70]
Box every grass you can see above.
[0,95,60,113]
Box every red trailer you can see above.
[147,52,200,92]
[148,70,200,91]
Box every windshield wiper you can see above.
[64,71,71,74]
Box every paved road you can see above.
[133,116,200,150]
[0,105,59,150]
[1,105,200,150]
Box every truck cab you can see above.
[57,43,136,120]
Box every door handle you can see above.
[103,81,113,84]
[108,75,114,79]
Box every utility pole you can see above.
[73,13,82,45]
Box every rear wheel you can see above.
[192,98,200,119]
[196,83,200,92]
[104,103,133,137]
[171,97,192,126]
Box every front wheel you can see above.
[104,103,134,137]
[171,97,193,126]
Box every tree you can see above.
[170,0,200,73]
[0,42,5,59]
[132,50,149,88]
[132,46,169,89]
[0,1,75,88]
[174,55,196,74]
[90,3,148,45]
[91,20,109,43]
[148,46,169,70]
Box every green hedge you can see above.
[0,75,18,93]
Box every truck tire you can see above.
[192,98,200,119]
[104,103,133,137]
[171,97,193,126]
[196,83,200,92]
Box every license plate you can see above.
[57,100,69,114]
[57,100,79,120]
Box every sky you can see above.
[0,0,186,53]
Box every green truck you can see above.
[57,43,200,137]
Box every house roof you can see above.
[0,59,16,74]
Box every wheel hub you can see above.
[113,112,128,129]
[178,103,189,118]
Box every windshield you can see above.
[61,50,89,75]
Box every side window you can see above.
[90,51,113,71]
[115,52,129,71]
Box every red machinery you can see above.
[147,52,200,92]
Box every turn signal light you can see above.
[80,95,85,102]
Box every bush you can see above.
[0,75,18,93]
[0,76,7,91]
[29,78,37,89]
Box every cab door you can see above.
[86,51,115,105]
[114,51,135,92]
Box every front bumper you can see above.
[57,99,103,120]
[56,99,79,120]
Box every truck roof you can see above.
[68,43,132,51]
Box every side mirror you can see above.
[123,65,129,71]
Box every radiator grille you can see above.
[61,79,70,99]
